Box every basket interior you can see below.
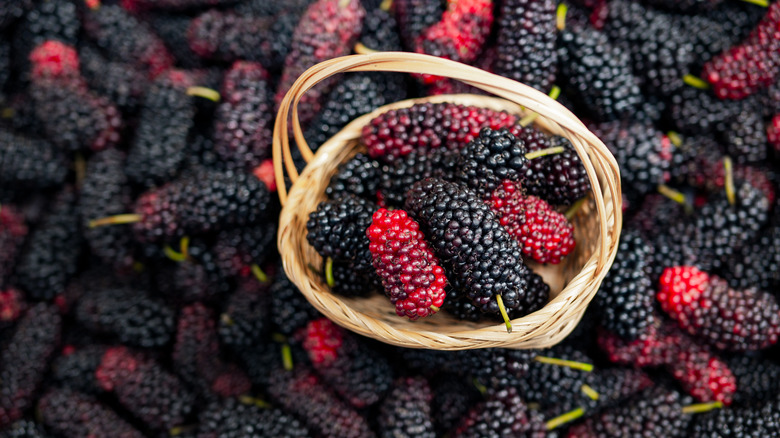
[288,136,600,335]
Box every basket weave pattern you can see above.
[273,53,622,350]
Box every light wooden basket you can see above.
[272,52,622,350]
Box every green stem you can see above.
[581,384,599,400]
[723,157,735,206]
[496,294,512,333]
[682,74,710,90]
[163,245,188,262]
[738,0,769,6]
[666,131,682,147]
[545,407,585,430]
[281,344,294,371]
[89,213,143,228]
[238,395,272,408]
[556,3,568,31]
[354,42,378,55]
[534,356,594,372]
[525,146,565,161]
[682,401,723,414]
[325,257,335,288]
[565,197,587,220]
[657,184,688,206]
[186,86,221,102]
[251,264,270,284]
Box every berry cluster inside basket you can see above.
[304,100,593,331]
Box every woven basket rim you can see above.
[273,53,622,350]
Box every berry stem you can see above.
[472,378,487,395]
[738,0,769,6]
[163,245,187,262]
[657,184,688,206]
[325,257,335,288]
[169,425,198,436]
[220,313,234,326]
[354,42,378,55]
[251,264,270,284]
[580,384,600,400]
[380,0,393,11]
[74,152,86,189]
[545,407,585,430]
[666,131,682,147]
[1,108,14,118]
[238,395,272,409]
[88,213,143,228]
[185,86,221,102]
[681,401,723,414]
[525,146,565,160]
[534,356,594,372]
[682,74,710,90]
[556,3,568,31]
[565,197,587,219]
[723,157,735,206]
[339,0,351,8]
[496,294,512,333]
[281,343,294,371]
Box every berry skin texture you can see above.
[594,229,655,341]
[568,386,692,438]
[394,0,444,50]
[0,206,27,289]
[405,178,543,316]
[28,40,79,80]
[702,2,780,100]
[453,386,545,438]
[414,0,493,83]
[275,0,365,126]
[15,187,83,301]
[50,344,107,395]
[489,180,576,264]
[267,365,376,438]
[658,266,780,351]
[306,195,377,272]
[213,61,274,171]
[78,45,148,112]
[494,0,557,93]
[198,397,311,438]
[300,318,393,408]
[379,376,436,438]
[326,153,383,201]
[0,419,49,438]
[362,102,517,163]
[667,343,737,405]
[125,70,196,187]
[691,398,780,438]
[367,208,447,319]
[0,303,62,427]
[0,129,67,192]
[458,127,529,198]
[769,113,780,153]
[37,388,144,438]
[95,346,195,432]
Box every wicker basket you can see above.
[272,52,622,350]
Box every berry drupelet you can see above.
[12,0,80,72]
[362,102,517,163]
[394,0,444,50]
[358,5,403,52]
[173,303,251,398]
[667,339,737,405]
[325,153,383,201]
[50,344,107,395]
[79,149,135,271]
[593,229,655,341]
[721,223,780,291]
[270,269,322,336]
[212,61,274,172]
[95,346,196,432]
[515,344,594,414]
[726,355,780,404]
[510,125,590,206]
[304,72,407,152]
[658,266,780,351]
[299,318,393,408]
[0,303,62,427]
[0,206,27,288]
[37,388,144,438]
[0,288,25,330]
[721,108,768,164]
[81,3,173,78]
[405,178,544,318]
[568,386,692,438]
[453,386,545,438]
[267,365,376,438]
[306,195,377,273]
[494,0,557,93]
[213,223,277,281]
[367,208,447,319]
[275,0,365,126]
[0,129,67,192]
[198,397,311,438]
[702,2,780,100]
[431,375,483,435]
[488,180,576,264]
[691,399,780,438]
[125,70,196,187]
[329,259,381,297]
[74,284,176,348]
[457,127,529,198]
[378,148,460,208]
[15,187,83,301]
[169,238,233,303]
[218,276,271,348]
[0,420,49,438]
[78,45,148,113]
[0,1,32,31]
[379,376,436,438]
[414,0,493,76]
[29,41,122,153]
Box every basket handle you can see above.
[272,52,622,272]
